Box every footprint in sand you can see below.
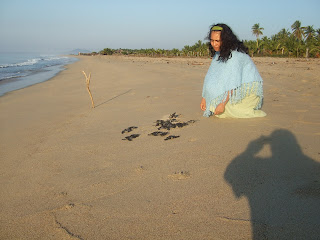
[135,165,146,173]
[168,171,191,180]
[64,203,75,210]
[188,138,197,142]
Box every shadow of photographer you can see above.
[224,129,320,239]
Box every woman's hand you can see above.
[214,91,231,115]
[214,103,225,115]
[200,98,206,111]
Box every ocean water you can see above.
[0,53,78,96]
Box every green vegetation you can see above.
[98,20,319,58]
[100,48,114,55]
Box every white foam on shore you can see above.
[0,57,78,96]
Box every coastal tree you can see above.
[182,45,191,56]
[316,29,320,41]
[277,29,291,55]
[291,20,306,57]
[304,25,315,41]
[252,23,264,54]
[100,48,114,55]
[304,26,316,57]
[291,20,305,41]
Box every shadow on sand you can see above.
[95,89,132,108]
[224,129,320,239]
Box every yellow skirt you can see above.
[210,94,266,118]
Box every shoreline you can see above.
[0,55,79,97]
[0,55,319,239]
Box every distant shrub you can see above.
[100,48,114,55]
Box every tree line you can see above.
[96,20,319,58]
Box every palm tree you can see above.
[316,29,320,40]
[304,26,316,58]
[274,29,290,55]
[304,25,315,42]
[252,23,264,54]
[182,45,190,57]
[291,20,305,41]
[291,20,306,57]
[277,28,291,40]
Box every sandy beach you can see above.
[1,55,319,239]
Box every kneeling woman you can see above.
[201,24,266,118]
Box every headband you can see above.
[211,26,223,31]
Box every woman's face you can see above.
[210,31,222,52]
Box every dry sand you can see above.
[0,55,319,239]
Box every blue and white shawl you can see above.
[202,51,264,117]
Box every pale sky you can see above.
[1,0,319,53]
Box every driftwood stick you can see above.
[82,71,95,108]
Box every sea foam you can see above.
[0,53,78,96]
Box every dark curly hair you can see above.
[206,23,248,62]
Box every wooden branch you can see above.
[82,71,95,108]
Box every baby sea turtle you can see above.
[169,112,179,119]
[155,119,177,130]
[148,131,169,136]
[164,135,180,141]
[121,126,138,134]
[122,134,140,141]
